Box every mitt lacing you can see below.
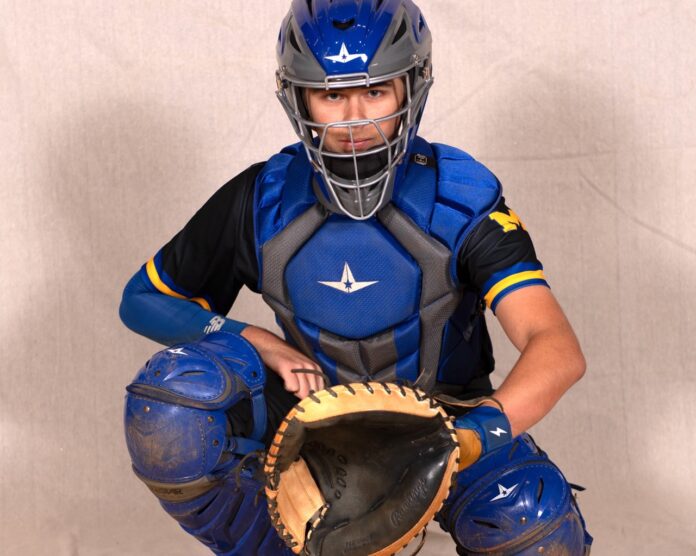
[291,368,447,408]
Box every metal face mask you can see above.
[276,0,433,220]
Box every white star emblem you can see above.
[167,348,188,356]
[324,42,368,64]
[489,427,508,437]
[318,262,378,294]
[490,483,518,502]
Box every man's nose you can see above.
[344,95,367,123]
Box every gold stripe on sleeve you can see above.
[483,270,546,309]
[145,257,212,311]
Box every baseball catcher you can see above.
[121,1,592,554]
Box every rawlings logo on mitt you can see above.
[264,382,460,556]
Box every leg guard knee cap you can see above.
[124,331,267,496]
[439,434,592,555]
[124,333,290,555]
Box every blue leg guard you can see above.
[437,434,592,555]
[124,332,293,555]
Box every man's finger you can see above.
[282,369,300,393]
[296,374,311,399]
[307,375,319,393]
[289,366,326,398]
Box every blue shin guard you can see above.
[438,434,592,555]
[124,332,292,555]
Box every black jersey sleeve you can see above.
[144,163,264,316]
[457,197,548,313]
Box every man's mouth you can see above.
[339,138,373,151]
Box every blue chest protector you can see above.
[254,137,501,392]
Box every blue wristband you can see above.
[454,406,512,454]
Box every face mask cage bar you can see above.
[276,57,433,220]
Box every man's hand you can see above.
[241,325,324,399]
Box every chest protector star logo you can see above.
[318,262,378,294]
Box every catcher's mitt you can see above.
[264,381,460,556]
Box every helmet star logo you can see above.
[490,483,519,502]
[325,42,368,64]
[318,262,378,294]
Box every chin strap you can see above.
[323,149,391,180]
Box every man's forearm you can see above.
[119,269,247,345]
[492,323,586,436]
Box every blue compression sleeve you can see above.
[119,270,247,346]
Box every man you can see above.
[120,1,592,554]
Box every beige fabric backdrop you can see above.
[1,1,695,554]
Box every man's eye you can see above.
[367,89,384,98]
[325,93,342,101]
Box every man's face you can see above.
[304,78,406,154]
